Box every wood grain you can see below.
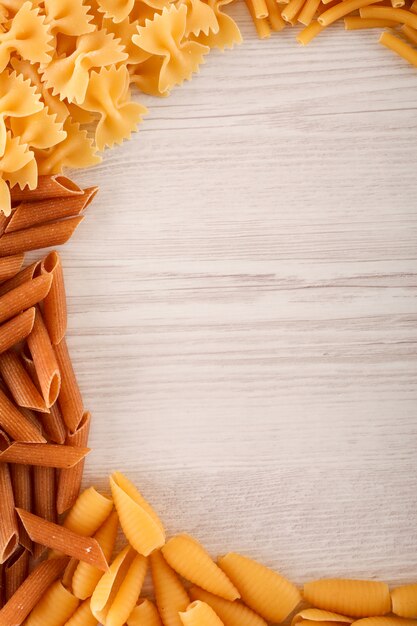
[40,6,417,586]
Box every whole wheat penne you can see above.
[0,350,47,412]
[0,442,90,468]
[0,255,25,283]
[16,509,109,571]
[0,384,45,442]
[33,465,56,560]
[0,216,84,257]
[10,176,83,203]
[0,432,18,564]
[0,261,41,298]
[0,214,8,239]
[57,411,91,514]
[41,401,66,444]
[0,555,69,626]
[21,342,41,390]
[10,464,32,554]
[0,274,52,327]
[41,251,67,345]
[27,309,61,408]
[54,337,83,432]
[0,309,36,356]
[4,546,29,601]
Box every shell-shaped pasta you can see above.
[109,472,164,556]
[162,535,239,601]
[26,580,80,626]
[72,511,119,600]
[303,579,391,618]
[96,0,135,23]
[10,108,66,150]
[150,550,190,626]
[44,0,95,35]
[189,586,268,626]
[132,5,209,93]
[192,0,242,50]
[391,583,417,618]
[64,487,113,536]
[352,619,417,626]
[181,0,219,36]
[127,599,162,626]
[293,609,354,626]
[91,546,147,626]
[180,601,225,626]
[218,552,301,623]
[63,599,98,626]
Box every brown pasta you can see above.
[0,274,52,327]
[10,176,84,203]
[57,411,91,514]
[41,251,67,345]
[0,556,69,626]
[0,254,25,283]
[0,432,18,564]
[54,337,84,433]
[27,309,61,408]
[16,509,109,571]
[0,384,45,442]
[0,350,47,412]
[41,401,67,445]
[4,547,29,602]
[32,466,56,560]
[0,261,41,298]
[10,464,32,554]
[0,216,84,257]
[0,442,90,468]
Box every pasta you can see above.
[32,465,56,559]
[10,175,83,203]
[0,133,36,217]
[180,601,225,626]
[391,583,417,617]
[25,580,80,626]
[40,400,67,444]
[189,586,268,626]
[303,579,391,617]
[0,349,47,412]
[0,381,45,442]
[0,431,18,564]
[0,254,24,283]
[40,251,67,345]
[0,442,90,468]
[54,337,84,433]
[127,599,163,626]
[218,552,301,622]
[344,16,398,27]
[63,599,98,626]
[298,0,322,26]
[9,107,66,152]
[57,411,91,514]
[318,0,383,26]
[44,0,95,35]
[0,216,85,257]
[150,549,190,626]
[292,608,354,626]
[110,471,165,556]
[162,535,239,601]
[27,309,61,407]
[352,619,417,626]
[0,260,41,297]
[402,24,417,45]
[360,5,417,25]
[10,463,32,552]
[63,486,113,536]
[4,546,29,601]
[181,0,219,36]
[0,274,51,326]
[96,0,136,22]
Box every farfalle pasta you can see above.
[43,0,95,36]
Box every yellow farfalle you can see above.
[180,0,219,36]
[192,0,242,49]
[4,152,38,193]
[44,0,95,35]
[102,15,151,64]
[9,107,66,150]
[132,4,209,93]
[130,56,170,97]
[96,0,136,23]
[0,132,36,214]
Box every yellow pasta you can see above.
[179,601,225,626]
[0,133,36,217]
[192,0,242,50]
[181,0,220,36]
[379,30,417,66]
[402,24,417,44]
[298,0,321,25]
[127,599,163,626]
[110,471,165,556]
[96,0,136,22]
[150,549,190,626]
[352,619,417,626]
[344,16,398,27]
[244,0,271,37]
[63,600,98,626]
[189,586,268,626]
[26,580,79,626]
[293,608,354,626]
[391,583,417,617]
[281,0,305,22]
[44,0,95,35]
[360,6,417,26]
[63,486,113,536]
[162,535,239,601]
[218,552,301,623]
[318,0,382,26]
[303,579,391,617]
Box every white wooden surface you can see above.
[60,6,417,587]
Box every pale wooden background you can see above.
[56,5,417,588]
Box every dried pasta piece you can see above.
[102,16,151,64]
[9,108,67,151]
[130,57,170,97]
[0,273,51,326]
[0,133,36,216]
[32,465,56,559]
[44,0,95,35]
[5,152,38,196]
[193,0,242,49]
[0,442,90,467]
[297,20,325,43]
[64,487,113,536]
[344,16,398,27]
[0,70,42,155]
[57,411,91,514]
[72,510,119,600]
[303,579,391,617]
[282,0,305,22]
[264,0,286,31]
[180,601,225,626]
[0,381,45,442]
[218,552,301,623]
[27,309,61,407]
[0,556,69,626]
[150,549,190,626]
[63,599,98,626]
[127,599,163,626]
[10,463,32,552]
[90,545,147,626]
[110,471,165,556]
[4,546,29,601]
[25,580,80,626]
[360,6,417,25]
[292,609,354,626]
[298,0,321,25]
[189,586,268,626]
[391,584,417,618]
[0,216,84,256]
[40,251,67,344]
[0,350,48,412]
[16,508,109,571]
[0,254,24,283]
[0,431,18,564]
[180,0,219,36]
[402,24,417,45]
[54,336,84,432]
[96,0,136,22]
[317,0,382,26]
[352,619,417,626]
[10,174,83,203]
[162,535,239,601]
[41,400,66,444]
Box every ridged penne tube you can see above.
[64,487,113,536]
[318,0,382,25]
[110,472,165,556]
[352,618,417,626]
[127,599,163,626]
[4,546,29,601]
[0,442,90,468]
[41,401,66,444]
[32,465,56,560]
[27,309,61,408]
[90,546,147,626]
[0,308,37,355]
[379,30,417,66]
[360,6,417,26]
[63,599,98,626]
[218,552,301,623]
[10,463,32,552]
[0,274,52,326]
[0,260,41,297]
[189,586,268,626]
[0,254,24,283]
[0,350,47,412]
[72,511,119,600]
[303,579,391,617]
[10,175,84,203]
[0,216,84,257]
[162,535,239,601]
[41,251,67,344]
[391,584,417,617]
[25,580,80,626]
[0,383,45,442]
[16,509,108,571]
[344,16,397,26]
[180,601,225,626]
[0,432,18,564]
[57,411,91,514]
[293,608,354,626]
[150,550,190,626]
[54,337,84,432]
[0,556,69,626]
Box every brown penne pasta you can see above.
[32,466,56,560]
[0,254,25,283]
[0,385,45,443]
[0,214,8,239]
[57,411,91,514]
[0,309,36,356]
[10,176,83,203]
[0,261,41,298]
[41,401,66,444]
[0,432,18,564]
[0,442,90,468]
[10,464,32,554]
[41,251,67,345]
[0,216,84,257]
[0,555,69,626]
[4,547,29,602]
[54,337,84,433]
[27,309,61,408]
[0,350,47,412]
[16,510,109,571]
[0,274,52,327]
